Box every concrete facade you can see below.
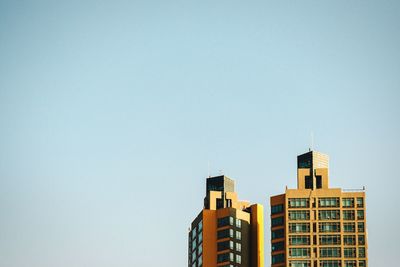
[270,151,368,267]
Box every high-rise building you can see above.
[270,151,368,267]
[189,175,264,267]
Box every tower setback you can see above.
[189,175,264,267]
[270,151,368,267]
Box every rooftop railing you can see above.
[342,186,366,192]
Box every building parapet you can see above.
[342,187,366,192]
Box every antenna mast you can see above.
[311,131,314,151]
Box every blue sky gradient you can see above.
[1,0,399,266]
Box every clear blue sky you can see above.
[0,0,399,266]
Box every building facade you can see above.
[189,175,264,267]
[270,151,368,267]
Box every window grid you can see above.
[289,198,310,208]
[319,210,340,220]
[319,247,341,258]
[272,204,284,214]
[356,198,364,208]
[272,216,284,227]
[289,248,311,258]
[289,223,310,233]
[342,198,354,208]
[342,210,355,220]
[289,210,310,220]
[319,235,341,245]
[289,235,310,245]
[343,223,356,233]
[272,241,285,252]
[343,235,356,245]
[319,222,340,233]
[344,260,357,267]
[318,198,340,208]
[344,248,357,258]
[289,260,311,267]
[320,260,341,267]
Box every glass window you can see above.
[289,198,310,208]
[320,260,341,267]
[358,260,366,267]
[198,220,203,231]
[319,210,340,220]
[343,223,356,233]
[344,248,356,258]
[343,235,356,245]
[272,253,285,264]
[236,231,241,240]
[358,235,365,245]
[358,247,366,258]
[272,228,284,239]
[217,229,233,239]
[289,248,310,258]
[198,244,202,255]
[198,255,202,266]
[272,216,284,227]
[216,253,226,263]
[289,260,311,267]
[305,176,313,189]
[357,210,364,220]
[289,235,310,245]
[357,198,364,208]
[198,232,202,243]
[217,252,232,263]
[192,228,197,239]
[289,223,310,233]
[236,255,241,264]
[192,239,197,250]
[289,210,310,220]
[236,242,241,252]
[319,235,341,245]
[192,251,197,261]
[272,241,285,252]
[236,218,241,228]
[319,247,341,258]
[343,210,355,220]
[319,222,340,233]
[217,240,233,251]
[357,222,365,232]
[272,204,284,214]
[318,198,339,208]
[298,158,311,168]
[218,216,233,228]
[342,198,354,208]
[344,261,357,267]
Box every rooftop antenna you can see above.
[310,131,314,151]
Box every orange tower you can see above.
[189,175,264,267]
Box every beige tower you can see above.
[270,151,368,267]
